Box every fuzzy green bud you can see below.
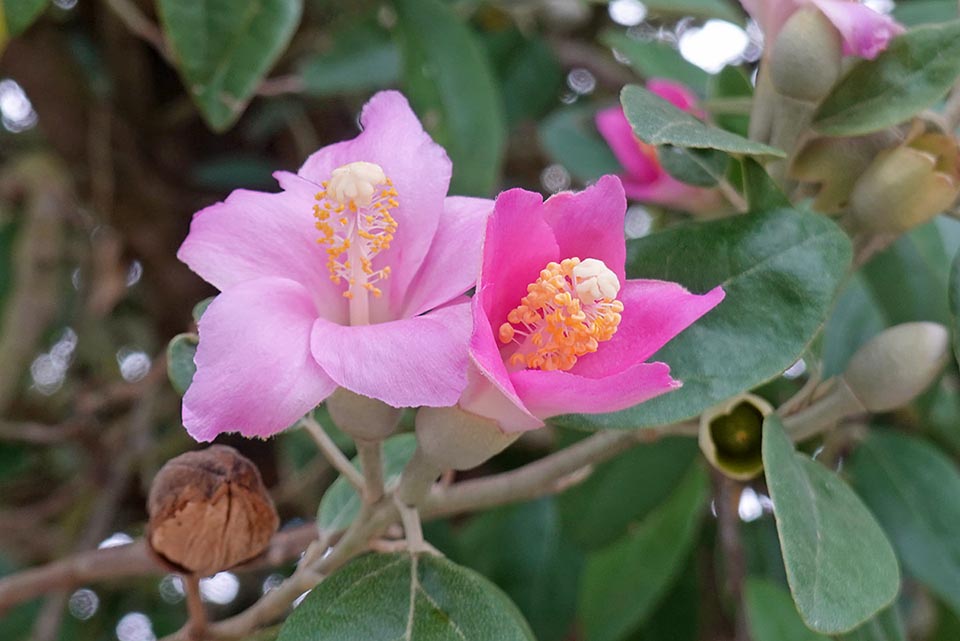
[699,394,773,481]
[769,8,842,103]
[325,388,402,442]
[415,405,520,472]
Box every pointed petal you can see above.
[541,175,627,281]
[298,91,452,313]
[310,300,472,408]
[183,278,336,442]
[400,196,492,318]
[596,106,661,183]
[178,173,349,324]
[572,280,725,377]
[510,361,680,420]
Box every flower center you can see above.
[313,161,399,325]
[498,257,624,371]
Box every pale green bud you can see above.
[325,388,402,442]
[770,8,842,103]
[415,405,519,472]
[699,393,773,481]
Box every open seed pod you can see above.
[147,445,279,577]
[699,393,773,481]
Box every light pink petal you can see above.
[297,91,451,318]
[183,278,337,442]
[178,172,348,324]
[478,188,560,328]
[740,0,802,46]
[572,280,725,378]
[310,299,472,408]
[647,78,704,117]
[400,196,492,318]
[622,174,724,213]
[812,0,904,59]
[596,106,662,184]
[541,175,627,281]
[510,361,680,421]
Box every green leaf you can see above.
[556,206,851,430]
[1,0,46,36]
[497,36,563,128]
[166,333,198,396]
[621,85,785,158]
[393,0,505,196]
[708,65,753,137]
[762,416,900,634]
[317,434,416,533]
[949,249,960,363]
[893,0,957,27]
[157,0,303,131]
[578,464,709,641]
[659,146,730,187]
[838,606,906,641]
[642,0,742,22]
[298,22,399,97]
[277,552,536,641]
[741,158,789,211]
[745,578,829,641]
[847,431,960,618]
[456,499,582,641]
[558,436,698,549]
[813,21,960,136]
[538,105,622,183]
[600,31,708,93]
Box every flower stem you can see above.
[301,415,364,492]
[357,440,385,504]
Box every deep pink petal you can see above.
[647,78,704,117]
[621,174,724,213]
[297,91,451,317]
[596,106,662,184]
[178,172,348,324]
[400,196,492,318]
[183,278,337,442]
[811,0,903,59]
[541,175,627,281]
[572,280,725,378]
[478,188,560,328]
[310,300,472,408]
[510,361,680,421]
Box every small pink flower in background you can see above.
[596,79,722,212]
[178,91,492,441]
[742,0,904,59]
[460,175,725,432]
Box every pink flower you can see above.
[177,91,492,441]
[742,0,904,59]
[460,176,725,432]
[596,79,722,212]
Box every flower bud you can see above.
[415,405,520,471]
[326,388,402,442]
[769,8,842,103]
[699,394,772,481]
[843,322,949,412]
[848,134,960,234]
[147,445,279,577]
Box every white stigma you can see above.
[572,258,620,303]
[327,161,387,207]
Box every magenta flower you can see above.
[459,175,725,432]
[177,91,492,441]
[742,0,904,59]
[596,79,722,213]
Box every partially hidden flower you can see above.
[459,175,725,432]
[742,0,904,60]
[596,79,722,213]
[177,91,491,441]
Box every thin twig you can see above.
[103,0,173,63]
[357,440,385,504]
[301,416,364,492]
[718,179,749,213]
[184,575,207,640]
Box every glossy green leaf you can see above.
[601,31,708,93]
[762,416,900,634]
[579,464,709,641]
[745,578,829,641]
[559,436,698,549]
[659,146,730,187]
[166,333,198,396]
[708,65,753,137]
[298,23,399,97]
[277,552,535,641]
[497,36,563,127]
[556,207,851,429]
[949,248,960,363]
[539,105,622,183]
[157,0,303,131]
[317,434,416,533]
[629,559,700,641]
[393,0,505,196]
[741,157,789,211]
[1,0,46,37]
[813,21,960,135]
[621,85,785,158]
[457,499,582,641]
[848,431,960,617]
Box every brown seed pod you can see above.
[147,445,279,577]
